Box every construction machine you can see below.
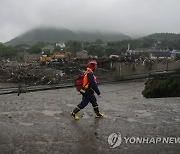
[39,51,71,65]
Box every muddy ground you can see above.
[0,81,180,154]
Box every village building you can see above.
[148,50,174,60]
[126,50,144,60]
[55,43,65,48]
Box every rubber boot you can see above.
[93,106,104,118]
[70,107,80,120]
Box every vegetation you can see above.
[65,33,180,57]
[0,42,46,60]
[175,53,180,60]
[1,32,180,60]
[5,27,130,46]
[145,33,180,41]
[0,44,16,59]
[142,77,180,98]
[66,41,82,55]
[144,33,180,50]
[29,42,45,54]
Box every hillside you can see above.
[5,27,131,46]
[5,28,78,46]
[143,33,180,41]
[77,31,131,42]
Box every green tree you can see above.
[84,44,105,57]
[29,42,45,54]
[95,39,104,44]
[29,46,42,54]
[54,45,61,52]
[0,44,16,59]
[66,41,82,54]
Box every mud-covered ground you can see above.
[0,81,180,154]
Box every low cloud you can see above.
[0,0,180,42]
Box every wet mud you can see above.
[0,81,180,153]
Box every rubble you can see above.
[0,65,71,86]
[1,58,180,88]
[0,58,115,86]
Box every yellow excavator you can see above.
[39,51,71,65]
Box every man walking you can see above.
[71,60,104,120]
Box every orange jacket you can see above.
[83,67,97,89]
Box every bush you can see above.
[142,77,180,98]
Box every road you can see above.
[0,81,180,154]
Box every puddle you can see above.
[66,104,75,107]
[127,117,156,124]
[0,111,28,118]
[104,114,111,118]
[127,118,138,122]
[19,122,34,126]
[134,110,152,117]
[54,117,61,120]
[41,110,62,116]
[174,119,180,122]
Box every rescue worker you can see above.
[71,60,104,120]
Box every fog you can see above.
[0,0,180,42]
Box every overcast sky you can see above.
[0,0,180,43]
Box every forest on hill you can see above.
[5,27,130,46]
[1,29,180,60]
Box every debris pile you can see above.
[0,59,112,86]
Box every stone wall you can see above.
[114,60,180,76]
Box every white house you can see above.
[56,43,65,48]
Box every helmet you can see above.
[87,60,97,70]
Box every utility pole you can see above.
[166,57,168,71]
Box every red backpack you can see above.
[75,74,85,91]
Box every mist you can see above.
[0,0,180,42]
